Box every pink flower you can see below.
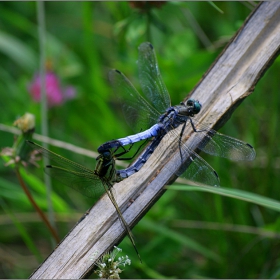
[28,71,76,107]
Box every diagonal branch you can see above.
[30,2,280,279]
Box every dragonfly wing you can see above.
[176,153,220,187]
[109,69,160,132]
[45,165,106,200]
[147,131,220,187]
[138,42,171,113]
[186,120,256,161]
[27,141,94,173]
[171,129,220,186]
[27,141,105,199]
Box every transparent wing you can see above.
[109,69,160,132]
[138,42,171,113]
[45,165,106,200]
[156,130,220,187]
[186,120,256,161]
[27,141,95,173]
[176,153,220,187]
[143,130,220,187]
[27,141,105,199]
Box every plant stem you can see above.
[37,1,57,246]
[15,167,60,243]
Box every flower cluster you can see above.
[13,112,35,133]
[0,113,40,167]
[94,246,131,279]
[28,71,76,107]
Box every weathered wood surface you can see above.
[30,2,280,279]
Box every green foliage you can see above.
[0,1,280,279]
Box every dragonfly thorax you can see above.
[96,150,116,179]
[159,99,202,131]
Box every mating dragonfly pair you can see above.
[28,42,255,262]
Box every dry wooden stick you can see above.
[30,2,280,279]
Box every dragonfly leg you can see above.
[178,118,208,162]
[178,121,187,161]
[116,139,150,161]
[111,142,133,158]
[112,139,140,158]
[189,118,208,133]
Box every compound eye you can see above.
[193,101,202,114]
[186,99,195,106]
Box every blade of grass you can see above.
[167,184,280,212]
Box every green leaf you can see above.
[20,167,71,212]
[168,185,280,212]
[207,2,224,14]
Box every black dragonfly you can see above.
[27,140,142,262]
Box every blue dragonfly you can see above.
[27,140,142,262]
[98,42,256,186]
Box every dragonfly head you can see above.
[186,99,202,116]
[97,150,112,161]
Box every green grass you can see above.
[0,1,280,278]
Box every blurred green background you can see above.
[1,1,280,278]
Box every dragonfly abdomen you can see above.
[117,135,164,178]
[98,124,161,153]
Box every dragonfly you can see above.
[26,140,142,262]
[98,42,256,186]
